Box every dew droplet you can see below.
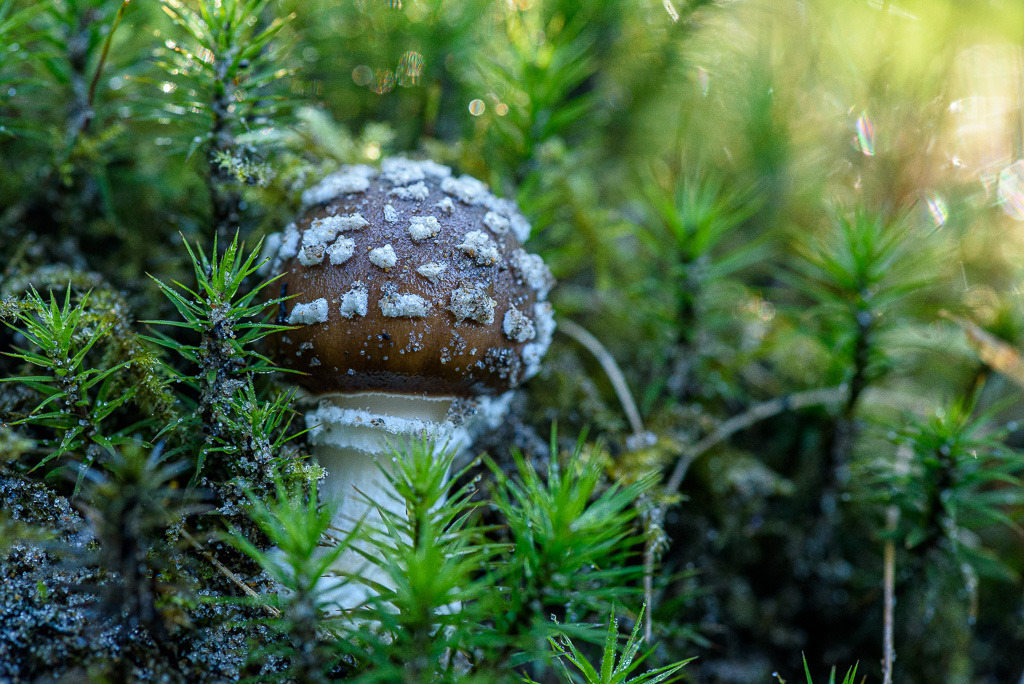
[468,99,485,116]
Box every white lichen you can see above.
[288,298,329,325]
[487,196,516,215]
[461,391,514,434]
[296,214,364,267]
[522,301,555,379]
[502,306,536,343]
[302,227,331,251]
[314,213,369,234]
[512,248,554,299]
[381,157,426,186]
[435,197,455,214]
[457,230,501,266]
[390,181,430,201]
[299,243,326,266]
[481,196,530,242]
[383,203,399,223]
[278,223,301,262]
[369,244,398,269]
[510,214,532,243]
[257,231,282,275]
[339,283,368,318]
[416,262,447,283]
[448,284,496,325]
[441,175,490,205]
[379,291,429,318]
[302,169,371,207]
[418,159,452,178]
[327,236,356,265]
[408,216,441,242]
[307,401,465,450]
[483,211,511,234]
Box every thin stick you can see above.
[84,1,132,129]
[181,528,282,618]
[555,317,655,632]
[882,506,898,684]
[556,317,647,441]
[663,0,680,21]
[665,385,848,492]
[643,540,655,641]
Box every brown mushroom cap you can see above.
[264,158,555,397]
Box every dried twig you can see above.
[643,385,847,643]
[945,312,1024,390]
[86,2,131,118]
[556,317,648,444]
[663,0,680,22]
[181,528,282,618]
[556,317,657,633]
[643,540,656,641]
[665,385,848,492]
[882,506,898,684]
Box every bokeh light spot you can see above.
[372,69,397,94]
[924,192,948,229]
[352,65,373,86]
[855,113,875,156]
[468,99,485,116]
[997,160,1024,220]
[398,51,424,87]
[696,66,710,96]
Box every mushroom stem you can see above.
[306,392,505,610]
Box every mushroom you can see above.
[260,157,555,608]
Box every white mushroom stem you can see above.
[305,391,511,611]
